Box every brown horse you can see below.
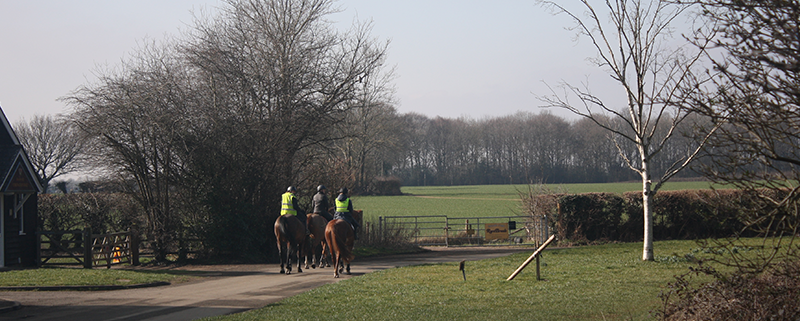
[305,213,330,269]
[274,214,306,274]
[324,219,354,278]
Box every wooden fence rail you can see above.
[37,229,140,269]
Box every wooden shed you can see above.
[0,107,42,268]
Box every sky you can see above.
[0,1,608,125]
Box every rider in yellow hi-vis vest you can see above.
[282,186,310,236]
[334,187,360,240]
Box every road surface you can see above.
[0,247,530,321]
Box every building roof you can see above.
[0,106,42,193]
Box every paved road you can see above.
[0,247,530,321]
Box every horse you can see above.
[305,213,330,269]
[324,219,355,278]
[274,213,307,274]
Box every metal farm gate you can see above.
[377,215,550,247]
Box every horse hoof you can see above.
[280,270,285,274]
[312,265,316,269]
[334,274,339,278]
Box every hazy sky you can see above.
[0,1,606,125]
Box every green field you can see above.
[352,181,725,221]
[207,239,739,321]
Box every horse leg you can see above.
[286,242,293,275]
[296,241,303,273]
[345,261,351,275]
[332,250,340,278]
[323,242,331,267]
[278,241,286,274]
[304,242,311,270]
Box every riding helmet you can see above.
[339,187,348,194]
[317,185,326,192]
[287,186,296,192]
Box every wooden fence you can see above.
[36,229,140,269]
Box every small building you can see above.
[0,106,43,268]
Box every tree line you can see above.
[384,112,705,187]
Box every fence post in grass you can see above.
[536,255,541,280]
[445,219,450,247]
[83,228,92,269]
[130,228,139,266]
[507,234,556,281]
[36,231,42,267]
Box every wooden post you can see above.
[131,229,139,266]
[536,255,541,280]
[507,234,556,281]
[83,228,92,269]
[36,231,42,268]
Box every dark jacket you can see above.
[312,192,330,214]
[312,192,333,220]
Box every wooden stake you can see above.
[507,234,556,281]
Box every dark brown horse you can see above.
[274,214,306,274]
[324,219,354,278]
[305,213,330,269]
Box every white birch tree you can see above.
[538,0,717,260]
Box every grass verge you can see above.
[203,239,740,321]
[0,267,191,287]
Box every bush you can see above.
[659,258,800,320]
[522,188,764,243]
[555,193,624,242]
[38,193,141,234]
[365,176,403,196]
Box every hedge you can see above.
[549,189,761,243]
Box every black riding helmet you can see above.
[339,187,348,194]
[317,185,326,192]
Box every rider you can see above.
[281,186,311,237]
[334,187,360,240]
[311,185,334,221]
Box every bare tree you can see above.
[64,41,190,261]
[682,0,800,270]
[14,114,85,192]
[538,0,717,260]
[66,0,393,260]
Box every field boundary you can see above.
[377,215,549,247]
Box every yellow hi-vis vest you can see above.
[281,192,296,215]
[335,197,350,213]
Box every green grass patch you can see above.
[0,267,190,287]
[353,181,727,221]
[400,181,723,198]
[205,239,745,321]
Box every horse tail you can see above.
[336,221,354,261]
[338,237,354,261]
[278,215,290,239]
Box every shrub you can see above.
[555,193,624,242]
[659,258,800,320]
[365,176,403,196]
[522,188,764,243]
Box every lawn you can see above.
[352,181,726,221]
[0,267,190,287]
[204,239,736,321]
